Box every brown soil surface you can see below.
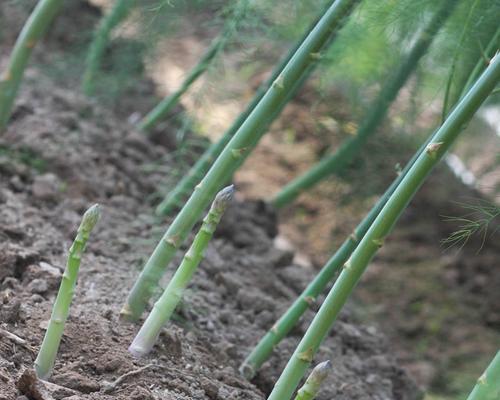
[0,69,420,400]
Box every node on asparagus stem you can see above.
[34,204,100,380]
[465,350,500,400]
[128,186,234,357]
[294,361,332,400]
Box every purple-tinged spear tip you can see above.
[212,185,235,213]
[80,203,100,232]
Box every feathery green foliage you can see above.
[129,186,234,357]
[266,52,500,400]
[294,361,332,400]
[121,0,361,322]
[466,350,500,400]
[34,205,100,380]
[138,0,250,132]
[0,0,63,131]
[272,0,458,208]
[82,0,136,96]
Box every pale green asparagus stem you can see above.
[266,52,500,400]
[0,0,64,131]
[34,204,100,380]
[294,361,332,400]
[466,351,500,400]
[129,186,234,357]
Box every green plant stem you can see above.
[154,3,328,217]
[138,0,249,132]
[294,361,332,400]
[82,0,136,96]
[129,186,234,357]
[121,0,360,322]
[240,135,434,379]
[271,0,457,209]
[267,53,500,400]
[0,0,63,131]
[34,205,100,380]
[466,350,500,400]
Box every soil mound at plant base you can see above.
[0,75,420,400]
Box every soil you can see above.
[0,68,421,400]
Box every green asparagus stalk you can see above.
[138,0,249,132]
[240,135,434,379]
[121,0,360,322]
[154,0,350,216]
[271,0,458,209]
[241,20,495,379]
[82,0,136,96]
[129,186,234,357]
[266,52,500,400]
[466,351,500,400]
[294,361,332,400]
[0,0,64,131]
[34,204,100,380]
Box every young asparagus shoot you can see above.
[271,0,458,209]
[82,0,136,95]
[138,0,249,132]
[0,0,64,131]
[128,186,234,357]
[121,0,360,322]
[294,361,332,400]
[34,204,100,380]
[155,0,350,216]
[266,52,500,400]
[466,350,500,400]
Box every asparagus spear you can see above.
[34,204,100,380]
[121,0,361,322]
[138,0,250,132]
[294,361,332,400]
[129,186,234,357]
[266,51,500,400]
[0,0,64,131]
[82,0,136,95]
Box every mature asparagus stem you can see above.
[82,0,136,95]
[466,351,500,400]
[121,0,360,322]
[129,186,234,357]
[0,0,63,131]
[139,0,249,132]
[240,135,433,379]
[294,361,332,400]
[34,205,100,380]
[154,2,330,216]
[271,0,458,209]
[267,52,500,400]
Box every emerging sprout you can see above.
[34,204,100,380]
[128,187,234,357]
